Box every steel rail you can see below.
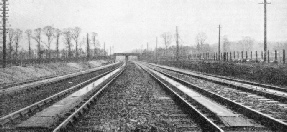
[135,62,224,132]
[149,63,287,102]
[53,64,126,132]
[0,62,121,95]
[148,63,287,131]
[0,64,122,127]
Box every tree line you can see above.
[0,26,107,66]
[136,30,287,62]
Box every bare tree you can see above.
[32,28,42,59]
[71,27,81,58]
[79,37,86,57]
[161,32,172,56]
[43,26,55,59]
[223,35,230,52]
[14,29,23,61]
[196,32,207,53]
[25,29,32,59]
[239,36,254,51]
[54,28,61,59]
[8,28,15,61]
[62,28,73,58]
[91,32,98,56]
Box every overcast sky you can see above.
[8,0,287,52]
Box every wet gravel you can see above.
[67,62,201,132]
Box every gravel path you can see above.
[67,62,201,132]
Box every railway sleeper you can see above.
[153,66,284,131]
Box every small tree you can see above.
[8,28,15,61]
[54,28,61,59]
[91,32,99,57]
[240,36,254,52]
[62,28,73,58]
[223,35,230,52]
[43,26,55,59]
[14,29,23,61]
[71,27,81,58]
[32,28,42,59]
[196,32,207,53]
[161,32,172,56]
[25,29,32,59]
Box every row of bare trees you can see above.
[2,26,105,65]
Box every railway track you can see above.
[0,62,122,117]
[2,61,283,131]
[57,62,203,132]
[0,62,123,129]
[144,62,287,131]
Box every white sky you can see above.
[8,0,287,52]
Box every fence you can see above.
[190,49,286,64]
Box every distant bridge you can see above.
[113,53,141,61]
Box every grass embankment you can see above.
[157,60,287,87]
[0,60,110,85]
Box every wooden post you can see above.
[246,51,248,59]
[283,49,286,64]
[227,52,229,61]
[256,51,258,62]
[268,50,270,63]
[275,50,277,62]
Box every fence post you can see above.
[230,52,232,61]
[241,51,243,59]
[227,52,229,61]
[283,50,286,64]
[234,51,235,59]
[275,50,277,62]
[268,50,270,63]
[261,51,263,60]
[246,51,248,59]
[256,51,258,62]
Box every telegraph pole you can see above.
[176,26,179,62]
[218,25,221,60]
[259,0,271,62]
[1,0,8,68]
[87,33,90,60]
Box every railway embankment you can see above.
[156,60,287,87]
[0,60,110,86]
